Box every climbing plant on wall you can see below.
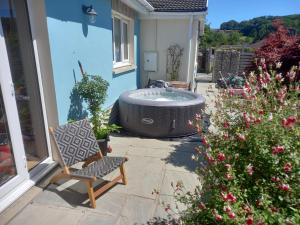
[166,44,184,81]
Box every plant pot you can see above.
[97,136,110,156]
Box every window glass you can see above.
[112,18,114,61]
[123,22,128,60]
[113,18,121,62]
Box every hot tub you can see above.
[118,88,205,138]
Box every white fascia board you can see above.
[120,0,153,14]
[136,0,154,11]
[140,11,207,20]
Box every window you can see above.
[112,15,130,67]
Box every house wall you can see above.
[44,0,140,124]
[140,16,201,88]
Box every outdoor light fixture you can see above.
[82,5,97,24]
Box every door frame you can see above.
[0,19,29,201]
[0,0,58,213]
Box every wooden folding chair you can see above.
[49,119,127,208]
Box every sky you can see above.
[207,0,300,28]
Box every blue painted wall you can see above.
[45,0,140,124]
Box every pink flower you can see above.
[225,173,233,181]
[254,117,262,124]
[258,110,264,115]
[287,71,296,82]
[228,211,236,219]
[246,164,254,176]
[164,204,171,212]
[244,82,252,93]
[223,206,231,213]
[202,136,209,147]
[242,205,252,214]
[277,88,287,103]
[287,116,297,123]
[195,113,202,121]
[107,145,113,153]
[243,112,251,128]
[215,214,223,221]
[223,133,229,140]
[270,206,279,213]
[275,73,283,81]
[223,121,230,129]
[217,152,226,161]
[282,116,297,128]
[237,133,246,142]
[198,202,206,209]
[271,176,280,182]
[257,221,265,225]
[283,162,292,173]
[272,146,285,155]
[279,184,290,191]
[225,164,232,170]
[224,192,237,203]
[263,72,271,83]
[205,153,215,164]
[188,120,193,126]
[246,216,254,225]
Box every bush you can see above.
[255,20,300,74]
[175,61,300,224]
[75,74,109,137]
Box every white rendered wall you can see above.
[140,16,204,87]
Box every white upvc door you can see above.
[0,20,28,202]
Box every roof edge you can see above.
[140,11,207,19]
[120,0,153,14]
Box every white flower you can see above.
[268,113,273,121]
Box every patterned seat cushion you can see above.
[71,156,127,179]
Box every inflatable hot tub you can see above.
[118,88,205,138]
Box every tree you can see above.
[255,20,300,73]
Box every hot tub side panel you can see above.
[119,100,204,138]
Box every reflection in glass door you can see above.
[0,0,48,171]
[0,87,16,186]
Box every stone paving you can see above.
[1,80,218,225]
[2,136,202,225]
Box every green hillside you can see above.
[220,14,300,42]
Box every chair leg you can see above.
[86,180,96,208]
[119,163,127,185]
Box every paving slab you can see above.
[164,151,197,173]
[0,186,43,225]
[110,136,183,150]
[153,194,187,221]
[126,146,172,159]
[78,212,119,225]
[160,170,200,196]
[108,155,165,199]
[120,195,156,225]
[7,204,83,225]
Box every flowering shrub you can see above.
[175,61,300,224]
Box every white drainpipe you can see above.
[186,16,194,83]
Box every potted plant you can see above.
[75,73,120,155]
[93,109,121,155]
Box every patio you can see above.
[0,80,216,225]
[1,135,199,225]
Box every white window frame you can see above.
[112,12,131,68]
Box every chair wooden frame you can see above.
[49,127,127,208]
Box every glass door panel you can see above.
[0,0,48,171]
[0,86,16,186]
